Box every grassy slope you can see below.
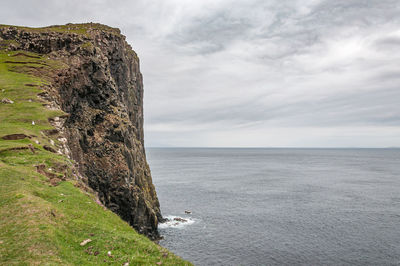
[0,41,190,265]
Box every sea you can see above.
[146,148,400,265]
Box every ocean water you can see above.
[146,148,400,265]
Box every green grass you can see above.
[0,50,65,150]
[0,38,191,265]
[0,23,121,36]
[0,163,190,265]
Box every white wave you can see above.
[158,215,195,229]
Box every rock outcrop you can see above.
[0,23,162,238]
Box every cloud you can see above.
[1,0,400,147]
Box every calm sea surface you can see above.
[146,148,400,265]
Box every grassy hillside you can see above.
[0,43,190,264]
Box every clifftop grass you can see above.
[0,23,121,36]
[0,37,190,265]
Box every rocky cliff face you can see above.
[0,23,162,238]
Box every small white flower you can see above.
[32,121,35,125]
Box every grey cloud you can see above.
[168,11,253,54]
[148,84,400,129]
[374,37,400,51]
[1,0,400,147]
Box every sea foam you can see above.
[158,215,195,229]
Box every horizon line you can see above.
[145,146,400,149]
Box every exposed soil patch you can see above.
[4,60,49,66]
[16,65,45,70]
[49,177,62,186]
[43,145,57,153]
[42,129,59,136]
[35,164,62,186]
[52,162,69,173]
[1,133,30,140]
[0,146,28,153]
[28,144,35,154]
[12,52,41,59]
[0,145,38,154]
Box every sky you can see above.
[1,0,400,147]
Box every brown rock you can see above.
[80,239,92,246]
[173,217,188,223]
[1,98,14,104]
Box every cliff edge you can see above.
[0,23,161,238]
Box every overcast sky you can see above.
[2,0,400,147]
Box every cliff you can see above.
[0,23,191,265]
[0,23,161,238]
